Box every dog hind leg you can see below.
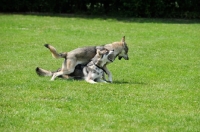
[50,59,76,81]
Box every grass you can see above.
[0,13,199,131]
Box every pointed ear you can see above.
[96,49,100,55]
[121,36,125,42]
[99,50,106,55]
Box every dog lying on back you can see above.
[83,49,114,83]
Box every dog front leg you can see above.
[103,66,112,83]
[85,75,97,84]
[86,79,97,84]
[84,72,97,84]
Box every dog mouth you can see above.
[108,56,114,62]
[108,54,115,62]
[108,58,113,62]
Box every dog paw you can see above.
[50,78,55,81]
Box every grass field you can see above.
[0,14,199,131]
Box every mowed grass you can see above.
[0,14,199,131]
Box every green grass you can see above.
[0,13,199,131]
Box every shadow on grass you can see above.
[113,80,147,85]
[52,78,147,85]
[2,12,200,24]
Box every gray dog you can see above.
[36,36,129,82]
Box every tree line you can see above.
[1,0,199,19]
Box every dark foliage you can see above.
[0,0,199,18]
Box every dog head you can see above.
[94,49,115,66]
[118,36,129,60]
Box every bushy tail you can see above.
[44,44,67,59]
[35,67,53,76]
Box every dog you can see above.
[36,36,129,82]
[36,49,115,82]
[83,49,114,83]
[36,64,85,80]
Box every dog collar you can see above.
[92,61,108,74]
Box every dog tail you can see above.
[44,44,67,59]
[35,67,53,76]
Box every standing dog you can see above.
[36,36,129,82]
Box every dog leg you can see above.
[50,59,76,81]
[51,71,64,81]
[51,69,74,80]
[86,78,97,84]
[103,66,112,83]
[84,72,97,84]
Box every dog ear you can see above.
[96,46,104,51]
[121,36,125,42]
[121,36,127,46]
[96,49,101,55]
[101,49,109,55]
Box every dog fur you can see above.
[83,49,114,83]
[36,36,129,82]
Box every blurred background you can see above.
[0,0,199,19]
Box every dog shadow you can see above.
[56,77,147,85]
[112,80,147,85]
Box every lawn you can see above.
[0,14,199,131]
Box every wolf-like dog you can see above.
[36,36,129,82]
